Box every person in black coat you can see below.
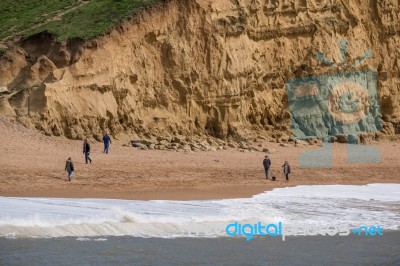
[83,139,92,164]
[282,161,291,182]
[65,157,74,181]
[263,155,271,179]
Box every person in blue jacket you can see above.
[103,133,112,154]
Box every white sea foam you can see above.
[0,184,399,238]
[76,237,107,241]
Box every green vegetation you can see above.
[0,0,159,42]
[0,48,9,58]
[0,0,75,40]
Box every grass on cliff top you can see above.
[0,0,159,42]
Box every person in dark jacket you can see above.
[282,161,291,182]
[65,157,74,181]
[103,133,112,154]
[83,139,92,164]
[263,155,271,179]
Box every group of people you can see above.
[65,133,291,183]
[65,133,112,181]
[263,155,291,182]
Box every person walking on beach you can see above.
[65,157,74,181]
[282,161,291,182]
[263,155,271,180]
[83,139,92,164]
[103,133,112,154]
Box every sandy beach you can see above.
[0,115,399,200]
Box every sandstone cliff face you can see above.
[0,0,399,142]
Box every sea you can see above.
[1,184,399,265]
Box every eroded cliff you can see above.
[0,0,399,143]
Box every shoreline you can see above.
[1,181,399,201]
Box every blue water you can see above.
[1,233,400,265]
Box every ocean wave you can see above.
[0,184,399,238]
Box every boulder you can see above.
[239,141,250,149]
[189,142,201,149]
[139,144,148,150]
[250,146,261,151]
[199,141,209,149]
[263,148,276,154]
[141,139,155,146]
[155,145,165,150]
[228,142,238,148]
[131,142,140,147]
[215,139,226,145]
[294,139,308,146]
[335,135,347,143]
[172,135,186,144]
[159,139,169,145]
[347,134,359,144]
[181,145,191,151]
[381,122,395,135]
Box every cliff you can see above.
[0,0,399,144]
